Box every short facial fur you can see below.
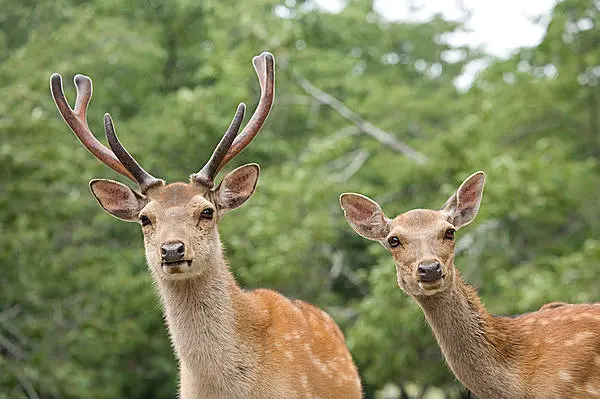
[89,164,260,281]
[340,171,484,297]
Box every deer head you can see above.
[51,53,275,281]
[340,172,485,296]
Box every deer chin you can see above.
[418,277,446,296]
[162,260,193,277]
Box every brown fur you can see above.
[341,172,600,399]
[93,174,362,399]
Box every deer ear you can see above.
[340,193,390,241]
[441,171,485,229]
[89,179,146,222]
[216,163,260,212]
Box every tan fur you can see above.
[106,181,362,399]
[341,172,600,399]
[418,272,600,398]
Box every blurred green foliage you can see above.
[1,0,600,398]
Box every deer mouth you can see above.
[162,260,193,274]
[418,275,446,291]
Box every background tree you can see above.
[1,0,599,397]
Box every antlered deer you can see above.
[340,172,600,399]
[51,52,361,399]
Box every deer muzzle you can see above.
[417,261,443,283]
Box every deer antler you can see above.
[50,73,164,194]
[51,52,274,192]
[191,52,275,188]
[191,103,246,188]
[104,114,164,193]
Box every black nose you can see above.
[418,261,443,282]
[161,241,185,263]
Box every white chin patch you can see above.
[162,260,192,275]
[418,281,443,295]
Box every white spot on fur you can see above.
[558,371,572,381]
[312,358,330,376]
[587,385,600,396]
[565,331,594,346]
[300,375,308,388]
[284,351,294,361]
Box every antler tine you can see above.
[104,114,164,194]
[215,52,275,173]
[73,74,92,118]
[191,103,246,188]
[49,73,136,182]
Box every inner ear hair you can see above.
[89,179,146,222]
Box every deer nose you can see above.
[418,261,443,282]
[161,241,185,263]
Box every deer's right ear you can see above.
[340,193,390,241]
[89,179,146,222]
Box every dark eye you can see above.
[201,208,214,220]
[388,236,401,248]
[140,215,152,226]
[445,228,455,240]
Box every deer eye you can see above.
[201,208,214,220]
[140,215,152,226]
[445,228,455,240]
[388,236,401,248]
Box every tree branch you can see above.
[289,72,428,164]
[1,358,39,399]
[331,149,370,182]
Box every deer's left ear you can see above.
[441,171,485,229]
[216,163,260,212]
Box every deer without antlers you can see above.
[51,52,362,399]
[341,172,600,399]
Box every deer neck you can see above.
[153,250,254,388]
[415,269,523,399]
